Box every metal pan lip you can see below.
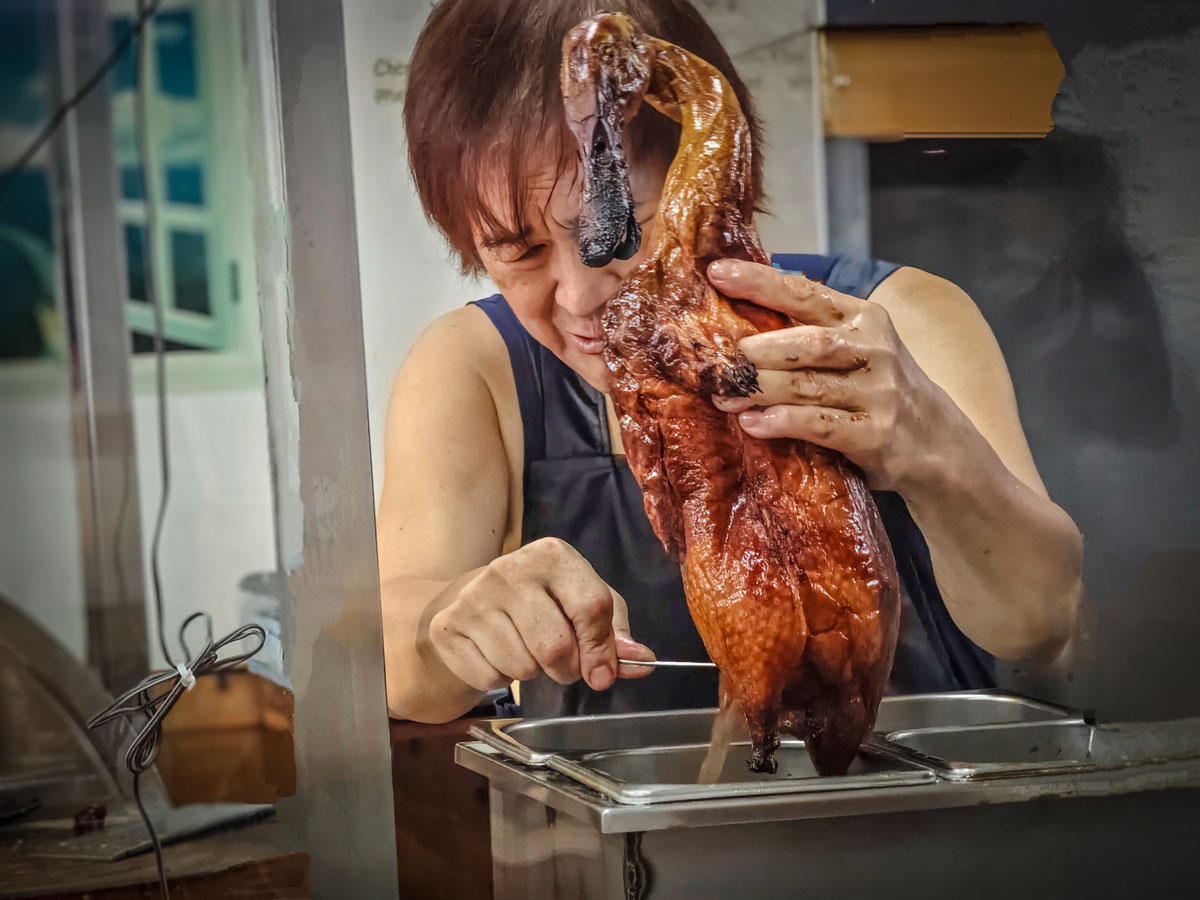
[467,690,1081,778]
[463,696,1075,768]
[545,741,936,806]
[877,718,1092,781]
[872,718,1200,782]
[469,707,726,766]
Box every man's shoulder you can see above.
[871,266,982,326]
[408,302,511,380]
[871,266,1009,408]
[396,301,522,439]
[418,302,499,345]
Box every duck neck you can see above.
[645,39,766,266]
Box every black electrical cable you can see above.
[89,6,176,895]
[0,0,162,203]
[132,0,175,671]
[87,615,267,899]
[84,4,265,898]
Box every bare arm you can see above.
[376,307,511,721]
[707,260,1082,662]
[870,267,1082,662]
[378,307,654,723]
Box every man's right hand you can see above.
[428,537,656,692]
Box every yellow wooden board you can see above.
[820,26,1065,139]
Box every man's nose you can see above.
[553,247,623,318]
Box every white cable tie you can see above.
[175,662,196,691]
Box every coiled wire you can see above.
[87,614,266,897]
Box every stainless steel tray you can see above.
[878,717,1200,781]
[469,708,734,765]
[872,691,1072,732]
[545,738,934,805]
[467,691,1074,767]
[465,691,1079,805]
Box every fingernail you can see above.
[739,410,763,426]
[715,396,754,413]
[708,259,738,280]
[590,664,614,690]
[616,634,654,658]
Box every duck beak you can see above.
[574,98,641,267]
[562,19,646,267]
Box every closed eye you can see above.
[516,243,548,263]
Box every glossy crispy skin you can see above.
[567,18,900,776]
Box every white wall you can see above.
[129,384,276,668]
[129,0,277,669]
[342,0,484,507]
[0,368,276,676]
[0,369,86,659]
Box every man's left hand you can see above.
[706,257,955,493]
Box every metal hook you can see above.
[618,658,717,669]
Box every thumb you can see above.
[611,589,657,679]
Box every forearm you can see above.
[380,568,488,723]
[898,406,1083,662]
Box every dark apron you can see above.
[474,252,995,717]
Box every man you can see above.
[379,0,1083,723]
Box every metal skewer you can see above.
[618,658,717,668]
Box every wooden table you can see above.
[0,821,308,900]
[1,668,494,899]
[390,717,494,900]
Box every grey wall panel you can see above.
[253,0,400,895]
[864,0,1200,721]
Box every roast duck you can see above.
[561,13,901,776]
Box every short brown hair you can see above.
[404,0,762,274]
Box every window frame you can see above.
[111,0,235,353]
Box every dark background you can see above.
[831,0,1200,720]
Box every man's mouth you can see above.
[568,331,605,355]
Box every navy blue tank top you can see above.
[474,252,994,717]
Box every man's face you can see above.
[474,153,666,390]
